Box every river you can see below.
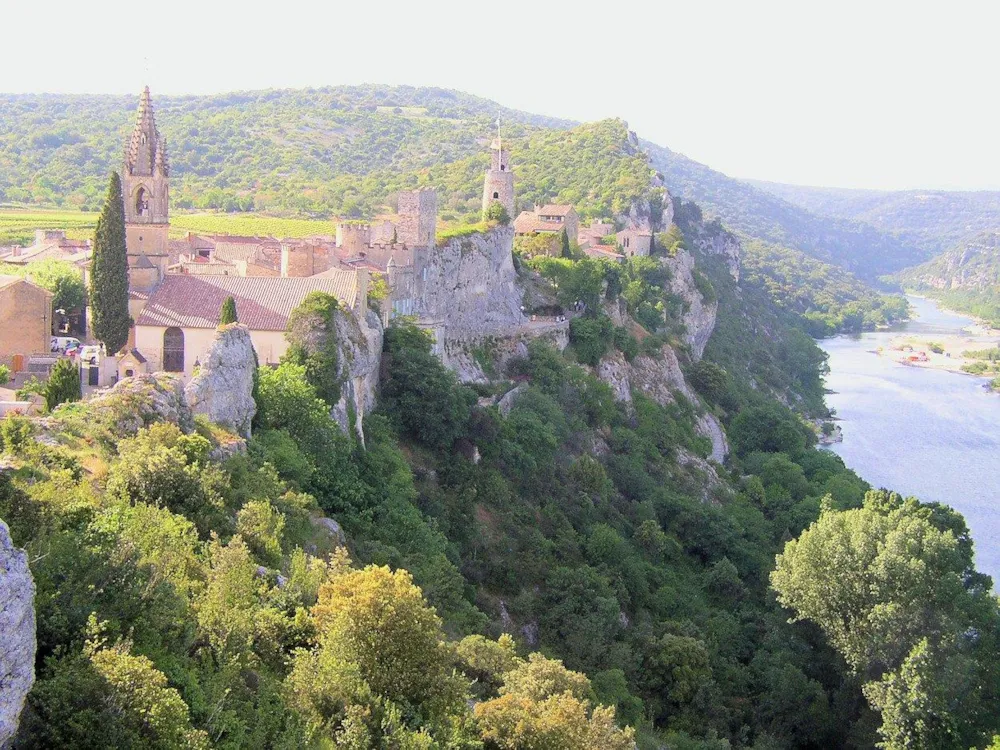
[819,296,1000,582]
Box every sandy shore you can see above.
[876,328,1000,377]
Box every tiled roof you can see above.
[135,272,359,331]
[583,245,624,260]
[514,213,565,234]
[212,242,265,263]
[0,275,23,291]
[537,204,575,217]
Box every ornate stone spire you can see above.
[125,86,167,177]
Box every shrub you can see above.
[569,315,614,366]
[0,364,9,386]
[485,201,510,225]
[45,358,81,412]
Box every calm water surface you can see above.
[819,296,1000,582]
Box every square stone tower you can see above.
[122,86,170,263]
[396,189,437,247]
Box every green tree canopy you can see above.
[89,172,131,354]
[219,295,238,325]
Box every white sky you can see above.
[3,0,999,191]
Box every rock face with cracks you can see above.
[0,516,35,747]
[185,324,258,438]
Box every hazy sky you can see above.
[4,0,998,191]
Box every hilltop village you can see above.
[0,87,664,400]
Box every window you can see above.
[135,187,150,217]
[500,165,505,171]
[493,192,499,199]
[163,327,185,372]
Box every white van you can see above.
[50,336,81,353]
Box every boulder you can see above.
[185,324,257,438]
[0,518,35,746]
[83,373,194,436]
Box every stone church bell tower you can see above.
[122,86,170,272]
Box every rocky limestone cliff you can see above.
[414,226,576,382]
[899,231,1000,292]
[595,347,729,463]
[0,517,35,747]
[330,307,383,440]
[185,324,257,438]
[418,226,526,336]
[665,248,717,361]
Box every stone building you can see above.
[482,137,515,217]
[0,276,53,368]
[513,204,580,245]
[616,228,652,257]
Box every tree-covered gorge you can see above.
[3,208,998,749]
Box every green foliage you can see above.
[772,491,1000,748]
[89,171,131,354]
[44,357,81,411]
[898,233,1000,325]
[740,237,910,335]
[380,322,474,449]
[569,315,614,366]
[0,364,8,386]
[485,200,510,225]
[283,291,341,407]
[219,295,238,325]
[648,142,932,279]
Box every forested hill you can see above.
[644,141,932,279]
[0,85,606,218]
[748,180,1000,255]
[897,231,1000,323]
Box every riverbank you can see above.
[859,295,1000,381]
[819,295,1000,581]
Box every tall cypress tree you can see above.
[90,172,131,355]
[219,296,238,325]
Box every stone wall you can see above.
[0,516,34,747]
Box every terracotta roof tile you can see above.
[537,204,575,217]
[583,245,624,260]
[514,213,566,234]
[135,273,359,331]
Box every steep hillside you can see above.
[644,141,932,279]
[749,180,1000,254]
[898,231,1000,323]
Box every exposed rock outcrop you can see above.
[696,413,729,464]
[81,373,194,436]
[665,249,718,361]
[330,308,383,441]
[185,324,257,438]
[0,518,35,746]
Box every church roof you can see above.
[135,272,360,331]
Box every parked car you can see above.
[50,336,81,353]
[79,345,101,365]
